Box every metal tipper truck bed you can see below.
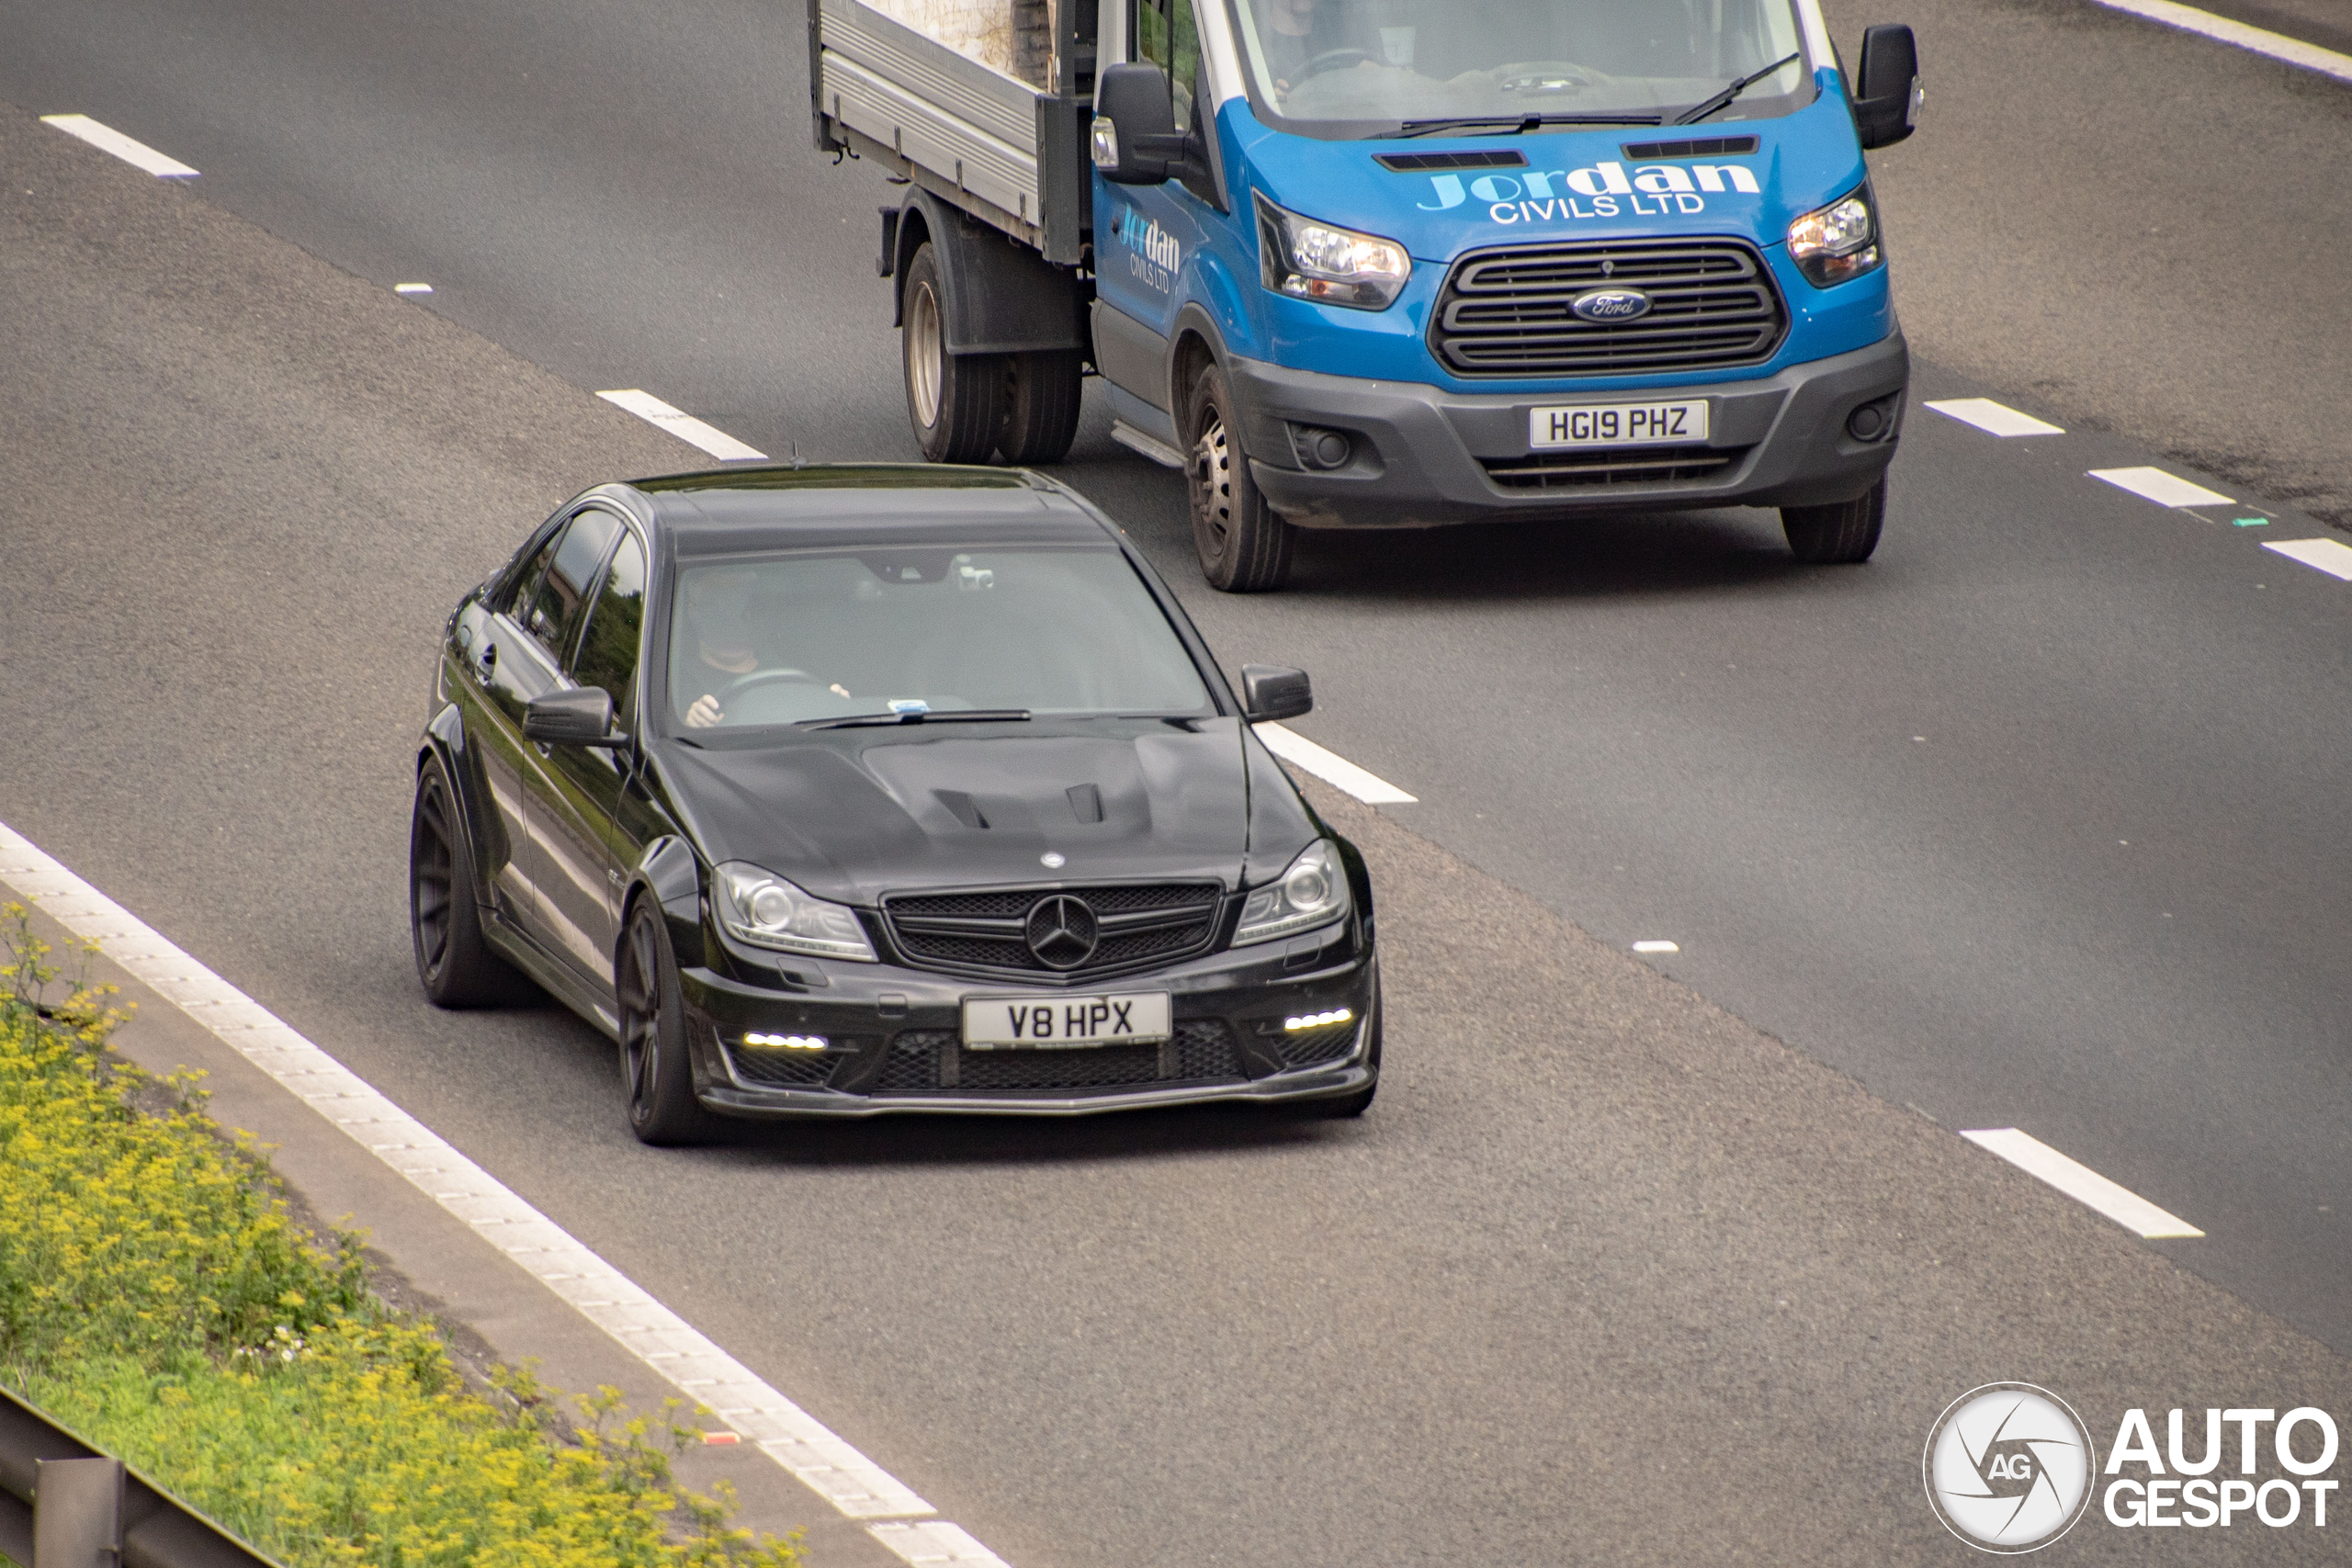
[810,0,1102,466]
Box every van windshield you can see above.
[1225,0,1812,137]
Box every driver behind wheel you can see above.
[1264,0,1326,94]
[675,569,851,728]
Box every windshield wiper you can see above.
[1676,51,1802,125]
[1397,111,1662,139]
[797,708,1032,730]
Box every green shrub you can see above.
[0,907,801,1568]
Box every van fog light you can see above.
[742,1032,828,1051]
[1283,1008,1353,1032]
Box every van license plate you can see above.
[962,992,1171,1049]
[1530,400,1709,448]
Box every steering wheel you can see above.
[1295,47,1377,81]
[719,668,827,701]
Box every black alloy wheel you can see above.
[902,243,1005,464]
[997,348,1085,465]
[408,756,526,1008]
[1186,364,1295,592]
[615,899,710,1146]
[1781,473,1887,563]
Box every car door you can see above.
[1096,0,1221,410]
[525,525,649,991]
[478,505,623,954]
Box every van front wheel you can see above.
[1781,475,1886,564]
[1185,367,1294,592]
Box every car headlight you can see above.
[1256,195,1410,310]
[712,862,876,962]
[1232,840,1351,946]
[1786,185,1883,288]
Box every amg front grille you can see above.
[881,882,1223,981]
[872,1021,1243,1097]
[1431,239,1786,378]
[1481,445,1746,491]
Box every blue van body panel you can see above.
[1089,68,1906,524]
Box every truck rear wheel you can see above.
[998,350,1084,466]
[1781,475,1887,564]
[1186,366,1295,592]
[902,243,1003,464]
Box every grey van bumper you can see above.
[1228,333,1909,529]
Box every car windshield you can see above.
[667,545,1214,731]
[1225,0,1811,136]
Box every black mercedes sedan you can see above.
[409,465,1378,1143]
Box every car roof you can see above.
[610,464,1119,558]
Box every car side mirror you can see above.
[525,687,626,747]
[1093,63,1194,185]
[1853,24,1920,149]
[1240,665,1313,724]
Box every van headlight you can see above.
[1233,840,1351,946]
[712,863,876,962]
[1257,196,1411,310]
[1786,185,1883,288]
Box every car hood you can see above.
[651,718,1259,906]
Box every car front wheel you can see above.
[615,900,710,1146]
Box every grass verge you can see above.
[0,906,802,1568]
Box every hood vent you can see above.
[1620,136,1759,160]
[1066,784,1104,824]
[1374,150,1528,173]
[934,790,989,830]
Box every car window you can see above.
[1135,0,1202,128]
[523,509,623,660]
[668,545,1213,730]
[571,532,648,721]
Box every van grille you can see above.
[1482,445,1746,491]
[1431,239,1785,378]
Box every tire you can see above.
[997,349,1084,466]
[1781,473,1886,564]
[1185,365,1295,592]
[615,900,712,1146]
[1292,971,1381,1120]
[409,755,527,1008]
[901,243,1004,464]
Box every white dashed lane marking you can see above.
[597,389,766,462]
[1961,1128,2206,1239]
[2090,0,2352,85]
[40,114,198,176]
[1924,399,2065,438]
[2089,466,2234,509]
[0,819,1016,1562]
[1252,722,1417,805]
[2263,537,2352,582]
[394,282,434,295]
[1632,941,1679,954]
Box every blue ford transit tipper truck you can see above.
[813,0,1921,589]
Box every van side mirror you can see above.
[1093,63,1193,185]
[525,687,626,747]
[1853,25,1921,149]
[1240,665,1313,724]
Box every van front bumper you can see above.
[1229,333,1909,528]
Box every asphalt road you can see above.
[1,0,2348,1560]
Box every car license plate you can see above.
[1529,400,1709,448]
[962,992,1171,1049]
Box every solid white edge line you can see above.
[2087,466,2234,509]
[2088,0,2352,84]
[1922,399,2065,438]
[0,818,1002,1542]
[40,114,199,177]
[2263,537,2352,581]
[1251,722,1417,805]
[597,389,768,462]
[1960,1128,2206,1239]
[870,1521,1014,1566]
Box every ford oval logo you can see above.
[1570,288,1652,322]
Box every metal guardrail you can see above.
[0,1388,276,1568]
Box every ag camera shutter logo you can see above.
[1925,1383,2097,1552]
